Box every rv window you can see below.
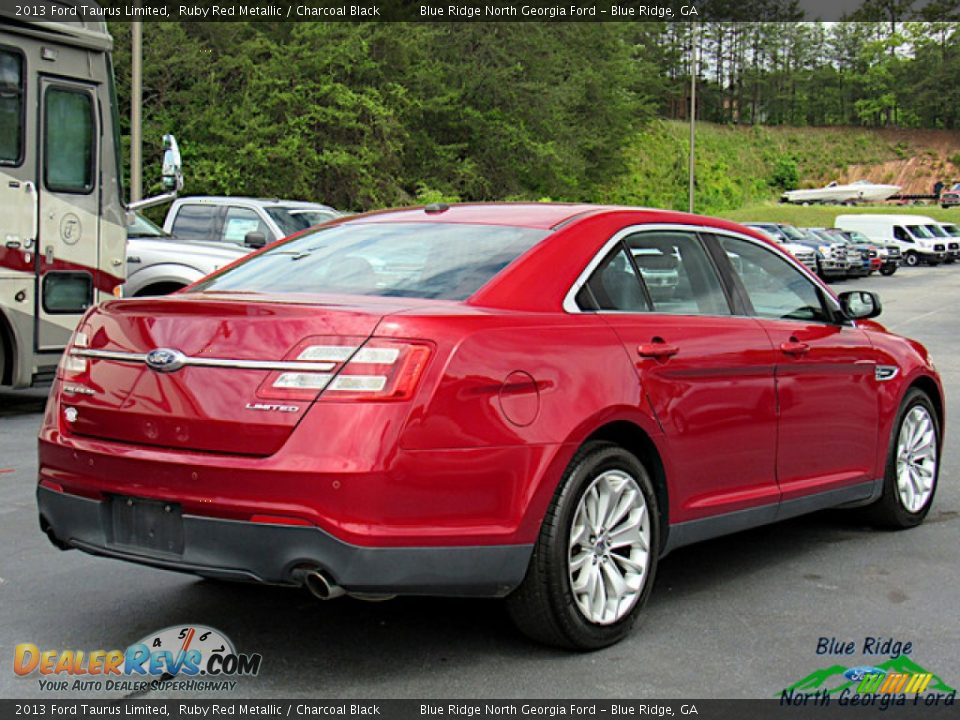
[0,49,23,164]
[44,88,95,194]
[42,272,93,314]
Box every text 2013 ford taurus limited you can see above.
[38,204,943,649]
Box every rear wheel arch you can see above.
[133,281,187,297]
[582,421,670,552]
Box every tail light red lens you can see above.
[319,339,432,402]
[258,337,432,402]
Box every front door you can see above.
[35,76,100,350]
[713,234,881,501]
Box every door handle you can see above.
[638,339,679,359]
[780,338,810,356]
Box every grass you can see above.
[601,120,912,215]
[719,202,960,228]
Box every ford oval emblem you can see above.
[145,348,187,373]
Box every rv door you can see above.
[36,76,100,351]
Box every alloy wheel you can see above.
[568,470,651,625]
[895,406,938,513]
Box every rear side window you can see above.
[0,49,23,165]
[44,88,95,193]
[718,236,831,323]
[171,204,219,241]
[190,222,547,301]
[576,247,649,312]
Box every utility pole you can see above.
[688,23,698,214]
[130,20,142,203]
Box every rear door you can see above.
[35,76,100,350]
[712,233,881,501]
[575,226,780,523]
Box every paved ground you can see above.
[1,266,958,700]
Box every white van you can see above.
[835,215,947,267]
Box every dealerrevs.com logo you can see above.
[14,625,262,693]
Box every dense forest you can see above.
[111,16,960,212]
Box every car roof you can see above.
[340,202,768,232]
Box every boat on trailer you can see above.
[781,180,901,205]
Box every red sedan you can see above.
[38,204,943,649]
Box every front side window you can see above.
[191,222,547,301]
[0,49,23,164]
[625,231,730,316]
[171,204,219,241]
[718,235,832,323]
[44,88,95,193]
[894,226,912,243]
[222,207,271,244]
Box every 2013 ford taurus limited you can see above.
[38,204,943,649]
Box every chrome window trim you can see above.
[562,222,844,320]
[70,348,336,373]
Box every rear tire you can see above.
[506,442,660,650]
[866,389,940,529]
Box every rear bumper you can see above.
[37,486,533,597]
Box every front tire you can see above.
[866,389,940,528]
[880,265,897,276]
[506,442,660,650]
[904,252,920,267]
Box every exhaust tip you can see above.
[293,567,345,601]
[39,515,70,551]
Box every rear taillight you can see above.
[320,340,432,402]
[258,338,432,402]
[57,331,89,380]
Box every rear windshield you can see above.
[190,222,548,300]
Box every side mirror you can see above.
[161,134,183,193]
[244,231,267,249]
[839,290,882,320]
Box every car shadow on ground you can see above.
[98,509,886,677]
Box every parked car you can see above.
[837,229,900,276]
[123,213,248,297]
[741,223,818,274]
[163,196,341,249]
[40,204,943,650]
[805,228,868,278]
[835,215,946,267]
[784,228,848,281]
[808,227,879,278]
[922,223,959,263]
[940,184,960,209]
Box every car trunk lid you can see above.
[59,293,409,456]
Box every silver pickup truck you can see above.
[123,198,341,296]
[122,214,249,297]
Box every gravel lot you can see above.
[1,266,957,699]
